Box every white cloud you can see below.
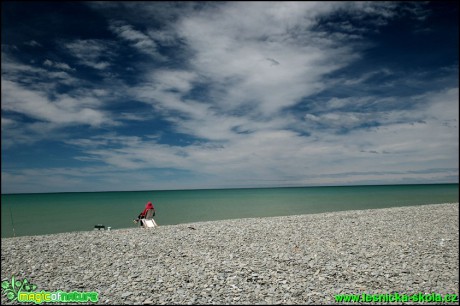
[1,117,16,131]
[24,40,42,47]
[62,85,458,188]
[43,59,75,71]
[167,1,410,120]
[1,52,124,147]
[2,53,77,88]
[124,2,369,143]
[104,2,456,187]
[127,2,403,139]
[2,2,457,193]
[64,39,113,70]
[109,21,165,59]
[1,78,115,131]
[342,68,393,85]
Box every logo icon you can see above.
[2,276,37,302]
[2,275,98,304]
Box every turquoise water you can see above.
[1,184,458,238]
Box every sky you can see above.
[1,1,459,194]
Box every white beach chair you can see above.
[140,209,158,228]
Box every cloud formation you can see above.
[64,39,114,70]
[1,2,458,193]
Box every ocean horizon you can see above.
[2,183,458,238]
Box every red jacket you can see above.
[139,202,154,218]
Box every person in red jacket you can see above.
[134,201,155,225]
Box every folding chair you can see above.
[140,209,158,228]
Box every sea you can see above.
[1,184,458,238]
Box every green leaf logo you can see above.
[1,276,38,301]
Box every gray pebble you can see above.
[1,203,458,305]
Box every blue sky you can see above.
[1,1,458,194]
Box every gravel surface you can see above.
[1,203,458,305]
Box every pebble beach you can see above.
[1,203,458,305]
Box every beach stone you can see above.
[121,292,133,298]
[1,203,458,305]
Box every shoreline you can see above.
[2,203,458,304]
[3,183,458,239]
[2,201,459,240]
